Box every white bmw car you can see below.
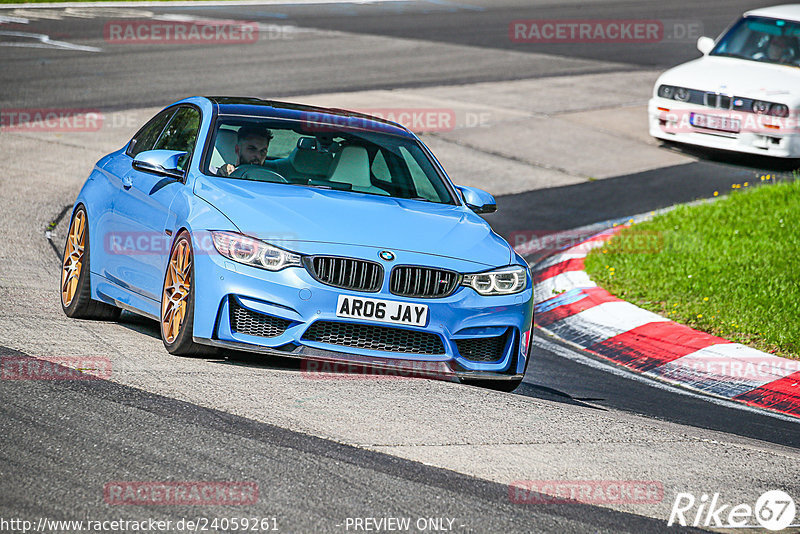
[649,5,800,157]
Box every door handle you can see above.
[122,175,133,190]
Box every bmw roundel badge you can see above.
[379,250,395,261]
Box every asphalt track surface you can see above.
[1,345,693,534]
[1,0,800,531]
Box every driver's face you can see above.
[768,39,789,61]
[236,135,270,166]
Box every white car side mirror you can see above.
[697,36,715,55]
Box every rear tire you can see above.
[60,206,122,321]
[160,231,216,357]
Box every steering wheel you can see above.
[230,165,288,183]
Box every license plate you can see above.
[690,113,740,133]
[335,295,428,327]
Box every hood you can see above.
[659,56,800,103]
[193,175,512,268]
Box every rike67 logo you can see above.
[668,490,796,531]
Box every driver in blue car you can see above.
[215,125,273,177]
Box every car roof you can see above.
[206,96,415,138]
[745,4,800,21]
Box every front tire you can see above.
[462,377,523,393]
[60,206,121,321]
[160,231,215,357]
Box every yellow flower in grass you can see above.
[697,314,703,319]
[703,297,709,302]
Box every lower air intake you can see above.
[455,331,509,362]
[302,321,445,355]
[229,299,291,338]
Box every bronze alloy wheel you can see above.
[60,206,120,320]
[160,232,213,356]
[161,235,192,344]
[61,209,86,308]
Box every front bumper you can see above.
[191,243,534,380]
[648,97,800,158]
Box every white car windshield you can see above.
[712,16,800,67]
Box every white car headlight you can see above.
[462,265,528,296]
[771,103,790,118]
[753,100,771,114]
[211,231,301,271]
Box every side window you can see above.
[127,109,175,158]
[153,107,202,170]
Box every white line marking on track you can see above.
[0,15,29,24]
[0,31,102,52]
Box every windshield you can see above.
[711,15,800,67]
[203,116,455,204]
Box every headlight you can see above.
[657,85,692,102]
[770,103,790,117]
[462,266,528,296]
[753,100,771,114]
[211,231,301,271]
[657,85,674,99]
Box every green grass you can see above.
[584,177,800,359]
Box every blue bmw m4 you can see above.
[60,96,533,390]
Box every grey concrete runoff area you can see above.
[1,0,799,532]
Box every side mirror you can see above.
[457,185,497,214]
[697,36,715,55]
[132,150,187,180]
